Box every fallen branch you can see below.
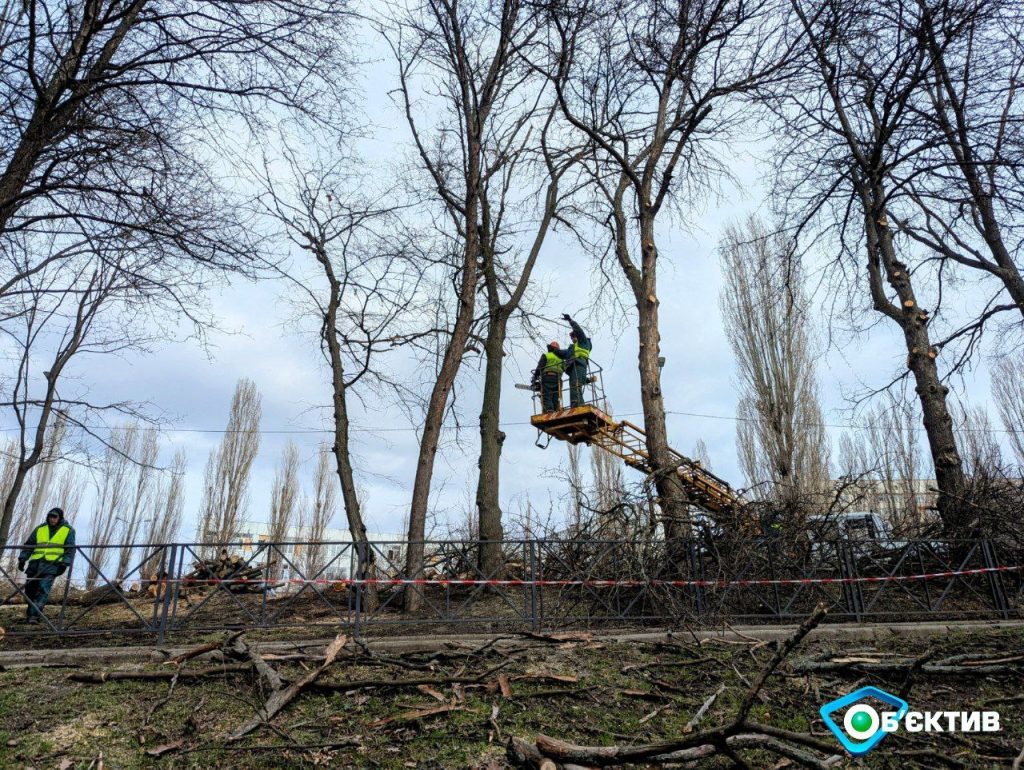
[984,694,1024,707]
[179,738,361,755]
[369,703,464,729]
[621,657,715,672]
[165,631,243,666]
[684,684,725,733]
[228,635,284,691]
[142,666,183,729]
[792,660,1018,676]
[307,662,514,696]
[733,602,828,726]
[508,737,556,770]
[509,605,834,769]
[228,633,348,741]
[69,663,252,683]
[654,733,841,769]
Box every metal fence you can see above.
[0,537,1019,640]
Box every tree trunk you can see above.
[316,246,378,609]
[476,310,509,576]
[636,218,690,541]
[405,245,479,611]
[0,468,30,549]
[329,373,378,610]
[862,184,967,532]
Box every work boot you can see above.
[26,615,40,625]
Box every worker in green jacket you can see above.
[532,341,568,412]
[562,314,592,408]
[18,507,75,624]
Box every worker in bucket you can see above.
[562,313,592,407]
[18,506,76,625]
[532,341,568,412]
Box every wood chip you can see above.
[497,673,512,698]
[416,684,446,702]
[512,673,579,684]
[144,740,184,757]
[369,703,463,729]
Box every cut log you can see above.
[66,583,128,607]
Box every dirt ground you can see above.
[0,624,1021,769]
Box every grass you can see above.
[0,626,1021,768]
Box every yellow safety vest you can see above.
[542,351,564,375]
[572,343,590,361]
[29,524,70,561]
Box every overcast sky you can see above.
[23,14,1015,543]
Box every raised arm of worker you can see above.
[562,314,592,351]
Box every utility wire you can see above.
[0,409,1014,435]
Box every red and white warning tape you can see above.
[166,564,1022,589]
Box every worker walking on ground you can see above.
[18,507,75,625]
[562,313,592,407]
[533,341,569,412]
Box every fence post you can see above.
[766,542,781,617]
[528,538,539,631]
[157,543,177,644]
[838,540,864,622]
[353,540,365,640]
[981,539,1010,620]
[688,540,705,618]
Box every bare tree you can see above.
[544,0,789,538]
[268,442,301,578]
[0,0,351,260]
[5,413,67,552]
[23,414,67,524]
[0,416,67,571]
[53,460,87,531]
[475,113,583,577]
[143,449,186,546]
[772,0,969,531]
[592,432,626,523]
[890,0,1024,332]
[0,0,356,542]
[254,144,424,608]
[113,428,159,580]
[721,217,830,509]
[956,404,1003,478]
[197,379,262,547]
[992,354,1024,471]
[835,397,929,533]
[86,423,139,586]
[0,246,161,545]
[385,0,549,607]
[303,443,337,578]
[566,443,585,531]
[867,398,926,531]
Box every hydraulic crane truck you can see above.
[518,360,740,515]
